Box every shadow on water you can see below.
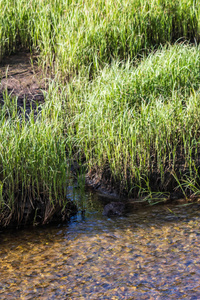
[0,183,200,299]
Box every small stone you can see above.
[102,202,125,217]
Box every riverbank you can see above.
[70,44,200,200]
[0,0,200,227]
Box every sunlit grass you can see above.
[0,88,69,226]
[0,0,199,74]
[66,44,200,195]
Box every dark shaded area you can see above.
[102,202,125,217]
[0,198,78,228]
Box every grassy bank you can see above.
[1,0,200,226]
[66,44,200,198]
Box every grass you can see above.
[0,88,70,226]
[0,0,200,226]
[0,0,199,74]
[65,44,200,196]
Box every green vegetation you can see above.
[66,44,200,196]
[0,0,199,73]
[0,91,70,226]
[0,0,200,226]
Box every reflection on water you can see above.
[0,189,200,299]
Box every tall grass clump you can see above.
[55,0,200,74]
[0,86,73,227]
[66,44,200,196]
[0,0,64,64]
[0,0,199,74]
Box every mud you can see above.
[0,51,47,111]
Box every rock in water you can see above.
[102,202,125,217]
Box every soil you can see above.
[0,51,47,112]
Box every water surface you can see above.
[0,191,200,299]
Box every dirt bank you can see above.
[0,51,47,112]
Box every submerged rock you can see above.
[103,202,125,217]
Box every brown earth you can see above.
[0,51,47,112]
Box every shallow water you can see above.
[0,189,200,299]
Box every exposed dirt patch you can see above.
[0,51,47,111]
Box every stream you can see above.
[0,186,200,299]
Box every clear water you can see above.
[0,188,200,299]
